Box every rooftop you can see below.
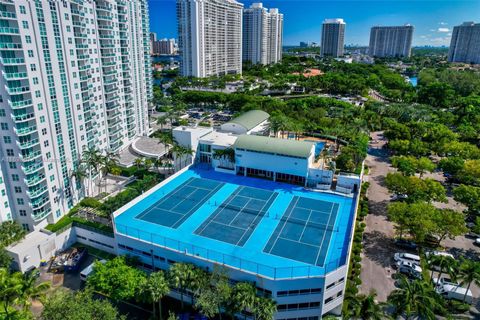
[225,110,269,132]
[234,135,315,158]
[199,131,237,148]
[114,168,356,279]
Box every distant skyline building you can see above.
[177,0,243,77]
[152,38,177,55]
[0,0,151,231]
[321,19,346,57]
[448,21,480,64]
[242,3,283,65]
[368,25,414,58]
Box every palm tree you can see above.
[144,271,170,320]
[253,296,276,320]
[458,259,480,303]
[387,275,441,320]
[18,269,50,311]
[157,116,168,131]
[232,282,256,320]
[354,291,390,320]
[100,151,119,193]
[70,164,87,202]
[187,267,208,305]
[134,157,144,170]
[168,263,195,310]
[82,147,102,197]
[0,268,22,318]
[428,255,457,284]
[154,158,164,174]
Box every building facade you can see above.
[177,0,243,77]
[369,25,414,58]
[320,19,345,58]
[152,38,176,55]
[0,0,151,231]
[242,3,283,65]
[448,22,480,64]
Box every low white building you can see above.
[220,110,270,135]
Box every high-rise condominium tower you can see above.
[0,0,151,231]
[242,3,283,65]
[177,0,243,77]
[369,25,414,58]
[321,19,345,58]
[448,22,480,64]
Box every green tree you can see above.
[387,275,442,320]
[168,263,195,310]
[453,184,480,215]
[252,296,276,320]
[231,282,256,320]
[0,221,26,247]
[385,173,446,203]
[428,255,458,285]
[18,270,50,311]
[87,257,146,301]
[438,157,465,176]
[82,147,102,197]
[354,291,390,320]
[41,289,125,320]
[431,209,467,246]
[416,157,436,178]
[194,266,231,320]
[458,259,480,303]
[391,156,417,176]
[142,271,170,320]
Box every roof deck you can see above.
[113,168,356,279]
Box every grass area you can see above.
[72,243,116,260]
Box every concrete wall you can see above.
[235,149,310,177]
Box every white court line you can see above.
[297,208,313,242]
[314,202,336,266]
[266,196,300,254]
[276,236,320,248]
[234,190,278,246]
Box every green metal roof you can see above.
[227,110,269,131]
[233,135,315,158]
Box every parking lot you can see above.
[360,132,480,316]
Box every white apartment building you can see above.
[369,25,414,58]
[153,38,176,55]
[321,19,345,58]
[242,3,283,65]
[0,0,151,231]
[177,0,243,77]
[448,22,480,64]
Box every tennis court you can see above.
[195,186,278,246]
[135,177,224,229]
[264,196,339,266]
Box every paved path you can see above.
[360,132,480,313]
[359,131,396,301]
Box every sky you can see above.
[148,0,480,46]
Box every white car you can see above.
[398,261,422,279]
[425,250,454,259]
[394,252,421,265]
[475,238,480,246]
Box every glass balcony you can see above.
[0,57,24,65]
[0,42,22,49]
[0,27,19,34]
[25,173,46,187]
[21,149,41,161]
[28,185,48,198]
[0,11,16,19]
[10,99,32,109]
[15,125,36,135]
[7,85,30,95]
[32,206,51,221]
[18,138,39,149]
[23,162,43,175]
[12,112,35,122]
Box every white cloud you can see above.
[438,27,450,33]
[439,22,448,25]
[429,29,436,32]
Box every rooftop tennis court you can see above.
[264,196,339,266]
[195,186,278,246]
[114,168,356,278]
[135,177,224,228]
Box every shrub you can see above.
[79,197,102,208]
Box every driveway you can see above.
[360,132,480,311]
[359,131,397,301]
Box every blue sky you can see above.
[148,0,479,46]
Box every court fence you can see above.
[115,223,348,280]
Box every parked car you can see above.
[465,231,480,239]
[398,261,422,279]
[80,259,106,281]
[391,194,408,202]
[475,238,480,246]
[433,277,473,304]
[394,239,418,250]
[425,250,454,259]
[394,253,421,265]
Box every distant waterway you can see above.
[151,55,180,86]
[409,76,418,87]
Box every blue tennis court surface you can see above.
[115,168,356,278]
[264,196,339,266]
[135,177,224,228]
[195,186,278,246]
